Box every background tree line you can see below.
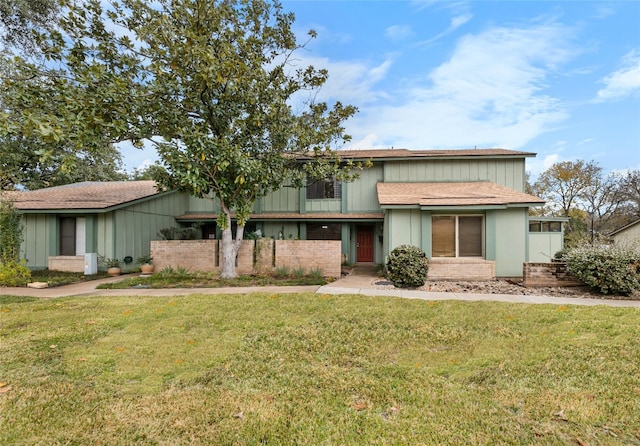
[529,160,640,246]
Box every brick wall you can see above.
[48,256,84,272]
[275,240,341,278]
[427,258,495,281]
[151,240,218,272]
[523,262,584,287]
[150,239,340,277]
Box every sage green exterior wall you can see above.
[101,192,188,263]
[383,207,529,277]
[186,194,219,213]
[383,159,527,191]
[21,191,189,270]
[262,222,299,240]
[262,187,300,212]
[490,208,528,277]
[345,164,384,211]
[306,199,341,212]
[528,233,564,262]
[20,214,50,269]
[386,209,423,251]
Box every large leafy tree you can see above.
[533,160,636,245]
[0,0,59,49]
[619,170,640,219]
[3,0,366,277]
[0,0,130,190]
[533,160,602,217]
[0,136,127,190]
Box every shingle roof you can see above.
[332,148,536,159]
[9,181,160,210]
[376,182,545,207]
[609,218,640,236]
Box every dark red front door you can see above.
[357,225,374,262]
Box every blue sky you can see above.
[121,0,640,178]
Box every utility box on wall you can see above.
[84,253,98,275]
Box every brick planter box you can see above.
[523,262,584,287]
[427,258,495,281]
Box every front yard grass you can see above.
[1,293,639,445]
[96,270,328,289]
[30,269,110,287]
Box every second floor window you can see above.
[306,178,342,199]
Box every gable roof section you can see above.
[609,218,640,237]
[9,181,161,211]
[377,182,545,208]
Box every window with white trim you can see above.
[432,215,484,257]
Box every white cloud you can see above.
[300,56,393,106]
[385,25,413,42]
[345,22,574,150]
[346,134,388,150]
[526,153,561,178]
[417,13,472,46]
[449,13,473,31]
[596,50,640,101]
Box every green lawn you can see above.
[1,293,639,445]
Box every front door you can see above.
[357,225,374,262]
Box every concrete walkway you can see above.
[2,265,640,308]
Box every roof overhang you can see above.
[377,181,545,209]
[177,212,384,222]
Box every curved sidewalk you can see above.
[2,266,639,308]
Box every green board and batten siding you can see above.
[21,214,49,269]
[346,164,384,212]
[105,192,187,261]
[489,208,529,277]
[383,159,527,191]
[20,191,189,269]
[382,157,532,277]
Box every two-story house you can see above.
[12,148,561,278]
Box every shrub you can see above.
[0,199,23,263]
[564,245,640,295]
[292,267,306,278]
[274,266,290,278]
[158,225,200,240]
[386,245,428,288]
[0,260,32,287]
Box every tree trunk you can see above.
[219,206,246,279]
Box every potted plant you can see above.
[105,258,122,276]
[136,255,154,275]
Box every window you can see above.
[432,215,483,257]
[59,217,76,256]
[307,223,342,240]
[306,178,342,199]
[529,220,562,232]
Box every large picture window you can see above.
[306,178,342,199]
[432,215,483,257]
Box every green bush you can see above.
[0,260,32,287]
[0,199,23,263]
[564,245,640,295]
[158,225,200,240]
[386,245,428,288]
